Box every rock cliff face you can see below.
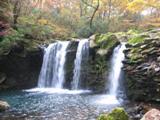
[123,30,160,102]
[0,34,119,92]
[64,41,79,89]
[0,41,43,90]
[82,34,120,92]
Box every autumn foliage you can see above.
[0,0,160,40]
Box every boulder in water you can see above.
[0,100,10,111]
[97,107,129,120]
[141,109,160,120]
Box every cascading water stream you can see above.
[72,39,89,90]
[95,43,126,105]
[108,43,126,96]
[38,41,70,88]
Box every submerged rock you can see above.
[0,101,10,112]
[97,107,129,120]
[141,109,160,120]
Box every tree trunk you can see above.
[90,0,99,28]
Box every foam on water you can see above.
[25,88,91,95]
[94,95,120,105]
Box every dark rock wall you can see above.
[64,41,78,89]
[123,32,160,102]
[81,34,120,93]
[0,45,43,90]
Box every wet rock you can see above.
[64,41,78,88]
[123,30,160,102]
[0,101,10,112]
[141,109,160,120]
[98,107,129,120]
[0,72,6,84]
[157,56,160,62]
[83,33,120,92]
[126,103,149,120]
[89,34,97,48]
[0,40,43,90]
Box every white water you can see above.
[95,43,126,105]
[108,43,126,96]
[25,88,91,94]
[72,39,89,90]
[38,41,70,88]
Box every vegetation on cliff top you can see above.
[0,0,160,40]
[0,0,160,55]
[95,33,119,49]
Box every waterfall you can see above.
[95,43,126,105]
[72,39,89,90]
[38,41,70,88]
[108,43,126,96]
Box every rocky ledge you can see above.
[0,40,43,90]
[123,29,160,102]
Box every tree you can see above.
[81,0,100,28]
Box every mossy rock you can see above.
[97,107,129,120]
[128,34,149,45]
[95,33,119,49]
[90,33,119,56]
[0,39,41,56]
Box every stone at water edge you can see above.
[97,107,129,120]
[141,109,160,120]
[0,100,10,111]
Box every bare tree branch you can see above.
[81,0,100,28]
[90,0,99,28]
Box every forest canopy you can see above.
[0,0,160,41]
